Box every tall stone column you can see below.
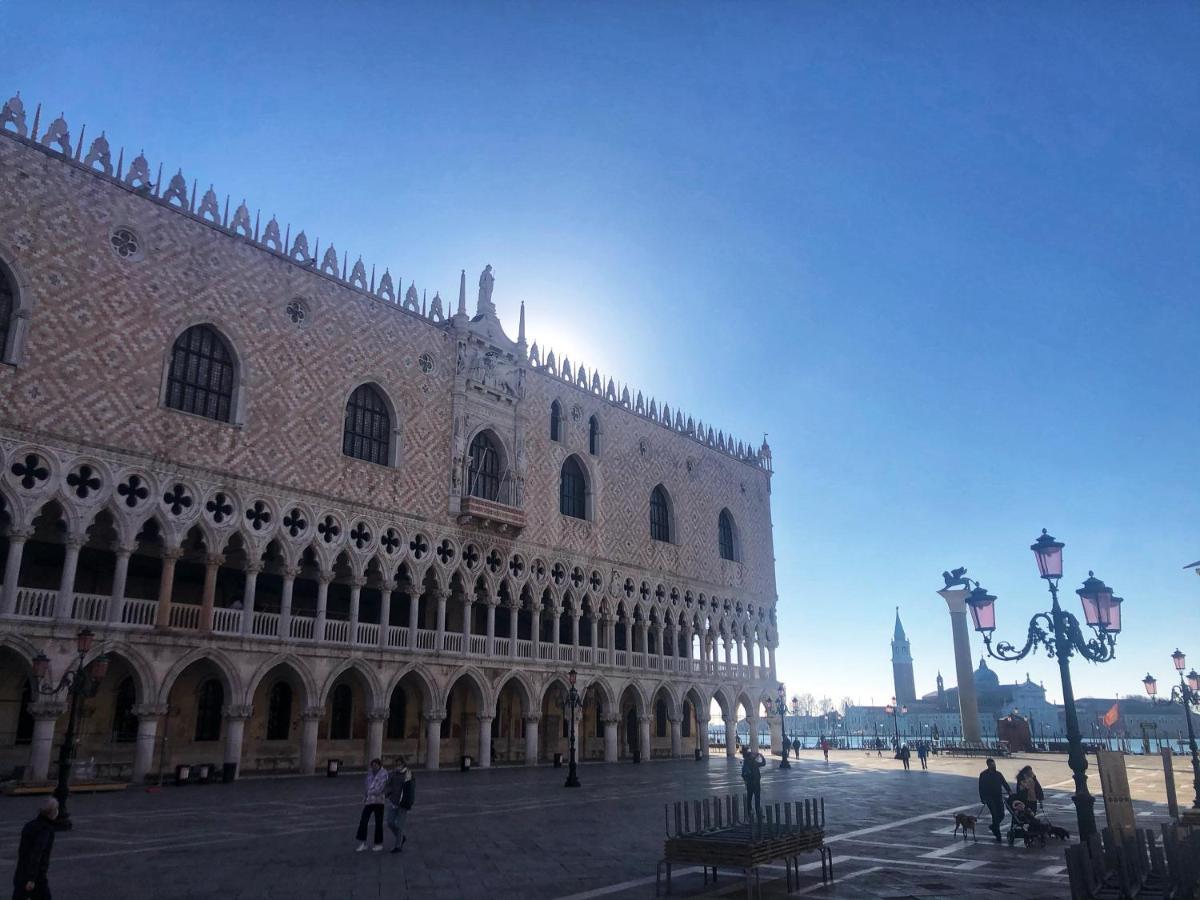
[367,708,387,762]
[524,715,540,765]
[669,716,682,757]
[27,701,64,782]
[425,716,443,770]
[603,715,619,762]
[347,576,364,644]
[155,547,182,630]
[769,715,783,755]
[314,572,332,641]
[697,716,711,758]
[279,565,297,639]
[378,588,392,649]
[107,543,134,625]
[1,528,32,616]
[747,711,760,752]
[509,604,519,659]
[724,716,738,758]
[222,705,251,779]
[240,562,262,636]
[477,715,493,768]
[638,715,652,761]
[462,598,474,650]
[199,554,223,633]
[571,610,580,649]
[938,587,982,743]
[54,537,83,622]
[131,703,167,783]
[485,600,496,657]
[531,604,542,659]
[431,588,445,648]
[300,707,322,774]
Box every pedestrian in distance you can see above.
[917,741,929,770]
[385,756,416,853]
[355,758,389,852]
[12,797,57,900]
[898,743,911,771]
[820,737,830,762]
[740,746,765,819]
[1015,765,1044,814]
[978,757,1012,841]
[791,736,801,759]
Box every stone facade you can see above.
[0,92,779,782]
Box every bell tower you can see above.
[891,608,917,707]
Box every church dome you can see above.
[974,657,1000,689]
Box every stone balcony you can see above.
[7,588,769,682]
[457,495,527,533]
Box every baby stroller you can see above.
[1006,797,1070,847]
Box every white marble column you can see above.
[697,716,711,758]
[477,715,493,768]
[747,712,760,753]
[279,565,297,639]
[54,537,83,622]
[485,600,496,657]
[314,572,332,641]
[571,610,580,650]
[509,604,519,659]
[531,604,542,659]
[724,716,738,758]
[347,576,364,644]
[378,588,392,649]
[240,562,262,636]
[425,716,443,770]
[27,701,63,782]
[155,547,182,630]
[367,708,386,762]
[462,598,473,651]
[107,543,134,625]
[938,587,983,743]
[0,528,32,616]
[199,554,223,633]
[603,716,619,762]
[131,703,166,783]
[300,707,322,774]
[669,716,682,758]
[222,705,251,779]
[524,715,539,766]
[638,715,652,760]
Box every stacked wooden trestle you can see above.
[656,794,832,897]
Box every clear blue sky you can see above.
[4,2,1198,708]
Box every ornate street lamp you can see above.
[963,529,1121,841]
[771,684,790,769]
[563,668,581,788]
[30,628,109,830]
[884,698,906,748]
[1143,649,1200,813]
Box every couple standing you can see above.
[355,757,416,853]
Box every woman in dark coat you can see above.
[13,798,57,900]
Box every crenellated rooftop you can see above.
[0,90,773,472]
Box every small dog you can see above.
[1047,825,1071,841]
[953,813,978,842]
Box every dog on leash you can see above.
[953,812,978,842]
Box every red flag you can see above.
[1101,703,1119,728]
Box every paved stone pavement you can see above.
[0,749,1184,898]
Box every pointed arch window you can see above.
[650,485,671,542]
[719,509,738,561]
[550,400,563,442]
[467,431,500,501]
[266,682,292,741]
[0,258,15,364]
[386,688,407,740]
[343,384,392,465]
[111,676,138,743]
[330,683,353,740]
[588,415,600,456]
[194,679,224,742]
[559,456,587,519]
[166,325,236,422]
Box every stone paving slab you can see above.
[0,749,1182,898]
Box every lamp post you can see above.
[1142,651,1200,812]
[563,668,581,788]
[964,529,1122,842]
[883,698,906,749]
[770,684,790,769]
[31,627,109,830]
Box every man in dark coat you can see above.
[978,758,1012,841]
[13,797,57,900]
[741,747,765,819]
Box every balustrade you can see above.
[323,619,350,643]
[516,639,533,659]
[71,593,108,622]
[493,637,511,657]
[14,588,56,618]
[356,622,379,646]
[440,632,462,653]
[122,598,157,627]
[290,615,315,640]
[468,635,487,655]
[252,610,279,637]
[387,626,408,649]
[211,607,240,634]
[170,603,201,630]
[577,647,593,665]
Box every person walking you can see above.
[12,797,57,900]
[820,737,830,762]
[898,743,911,771]
[791,736,801,759]
[741,746,765,819]
[916,741,929,770]
[978,757,1012,841]
[385,757,416,853]
[355,758,389,852]
[1015,765,1044,814]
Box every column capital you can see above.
[29,700,66,720]
[132,703,169,718]
[667,715,680,724]
[318,571,336,585]
[282,564,302,579]
[5,527,33,542]
[244,561,264,575]
[367,707,389,722]
[697,715,712,726]
[221,704,253,720]
[601,714,621,725]
[62,535,86,551]
[301,706,324,721]
[423,713,445,724]
[350,576,367,589]
[431,587,450,602]
[637,715,652,725]
[113,541,137,557]
[161,546,185,562]
[476,714,494,723]
[523,714,541,724]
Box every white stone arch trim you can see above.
[24,495,89,539]
[319,657,384,709]
[155,646,245,707]
[438,665,494,717]
[649,681,681,719]
[491,668,537,716]
[558,452,596,521]
[87,640,156,705]
[56,455,116,511]
[711,685,736,720]
[240,494,282,544]
[4,443,65,509]
[0,632,40,668]
[158,318,249,426]
[339,378,404,469]
[383,662,438,711]
[0,243,35,367]
[614,679,649,716]
[576,674,617,711]
[682,684,711,716]
[461,423,512,501]
[243,652,319,708]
